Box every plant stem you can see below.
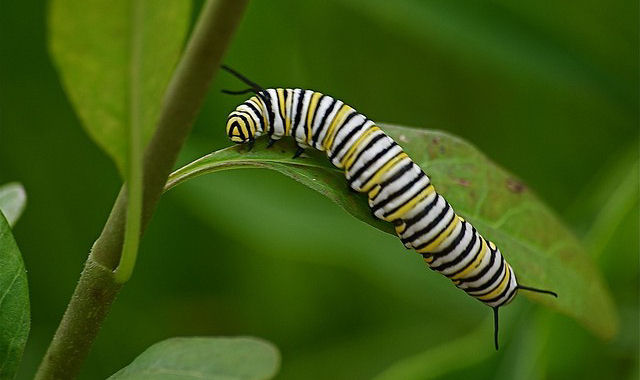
[34,1,249,379]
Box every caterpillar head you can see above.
[226,112,255,144]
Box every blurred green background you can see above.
[1,0,638,379]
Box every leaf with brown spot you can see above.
[166,123,617,340]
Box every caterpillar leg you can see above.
[292,146,305,159]
[247,139,255,151]
[267,137,277,148]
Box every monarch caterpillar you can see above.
[221,65,557,349]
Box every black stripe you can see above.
[235,113,253,137]
[291,89,305,138]
[237,110,257,131]
[327,111,358,151]
[412,210,455,249]
[347,138,396,187]
[468,256,506,296]
[479,267,514,304]
[312,97,339,147]
[381,162,415,188]
[243,101,264,132]
[382,178,430,218]
[232,122,245,140]
[431,217,466,257]
[403,194,441,232]
[403,202,451,246]
[447,234,486,277]
[346,133,385,172]
[370,162,415,211]
[460,245,498,286]
[430,226,477,272]
[308,94,326,141]
[484,279,518,306]
[431,215,467,258]
[281,89,289,125]
[260,90,276,134]
[358,150,405,190]
[371,169,423,214]
[329,117,369,161]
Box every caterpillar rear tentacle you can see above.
[222,66,557,349]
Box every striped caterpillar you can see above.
[221,66,556,349]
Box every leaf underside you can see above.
[167,123,618,340]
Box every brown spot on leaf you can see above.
[506,178,527,193]
[455,178,471,187]
[432,137,441,145]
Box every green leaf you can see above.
[0,211,30,380]
[0,183,26,227]
[167,123,618,340]
[48,0,191,176]
[108,337,280,380]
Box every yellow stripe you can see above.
[276,89,286,118]
[385,185,435,221]
[415,214,461,253]
[395,222,406,235]
[323,104,353,149]
[284,89,293,134]
[368,185,381,199]
[306,92,323,143]
[361,153,408,192]
[451,238,488,280]
[424,256,434,264]
[239,111,256,134]
[249,96,268,131]
[247,116,256,134]
[235,117,249,138]
[342,126,380,168]
[276,89,287,132]
[477,266,512,301]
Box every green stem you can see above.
[34,1,249,379]
[114,0,145,284]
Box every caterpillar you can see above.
[221,65,557,349]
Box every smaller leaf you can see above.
[0,211,30,379]
[109,336,280,380]
[0,183,26,227]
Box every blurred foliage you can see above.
[108,337,280,380]
[0,211,30,380]
[0,0,637,379]
[168,124,616,339]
